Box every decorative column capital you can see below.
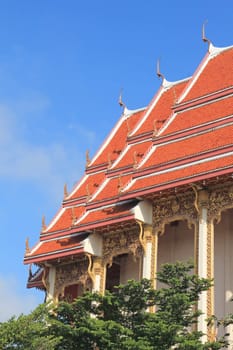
[144,224,153,241]
[198,189,209,209]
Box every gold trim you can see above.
[153,191,198,236]
[137,220,146,255]
[25,237,30,255]
[86,253,95,285]
[151,230,158,289]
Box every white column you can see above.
[92,258,103,293]
[198,206,208,341]
[93,274,101,292]
[46,266,56,301]
[142,238,152,279]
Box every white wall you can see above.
[214,209,233,343]
[157,220,194,268]
[120,254,140,284]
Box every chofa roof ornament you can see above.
[202,21,212,52]
[118,89,127,111]
[156,58,165,83]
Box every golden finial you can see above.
[42,215,46,231]
[202,21,212,50]
[117,175,123,193]
[118,88,126,109]
[71,207,76,226]
[156,59,165,82]
[153,120,158,137]
[64,183,68,199]
[108,152,112,168]
[86,150,91,167]
[133,151,137,168]
[25,237,30,255]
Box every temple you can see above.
[24,38,233,341]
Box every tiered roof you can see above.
[24,42,233,269]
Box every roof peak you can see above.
[208,42,233,57]
[156,59,190,90]
[123,106,147,118]
[162,76,191,90]
[202,21,233,57]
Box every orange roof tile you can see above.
[45,206,85,234]
[163,95,233,136]
[142,124,233,169]
[127,153,233,195]
[92,174,132,202]
[182,47,233,102]
[25,233,87,263]
[133,81,188,137]
[90,109,144,167]
[68,172,106,200]
[112,140,151,169]
[78,201,136,228]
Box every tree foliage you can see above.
[0,261,230,349]
[0,303,61,350]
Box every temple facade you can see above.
[24,40,233,342]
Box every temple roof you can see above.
[24,41,233,266]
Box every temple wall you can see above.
[214,208,233,342]
[157,220,194,269]
[156,220,194,290]
[120,254,140,284]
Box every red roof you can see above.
[126,153,233,196]
[112,140,152,170]
[132,80,189,137]
[182,47,233,103]
[67,172,106,201]
[91,174,132,203]
[25,43,233,265]
[25,233,87,264]
[89,109,145,168]
[77,200,136,228]
[163,95,233,136]
[44,205,86,235]
[142,124,233,169]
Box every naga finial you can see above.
[156,59,165,82]
[25,237,30,255]
[118,88,126,109]
[202,20,212,51]
[64,183,68,199]
[86,149,91,167]
[41,215,46,231]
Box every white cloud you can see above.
[68,122,96,145]
[0,101,84,200]
[0,105,16,144]
[0,275,42,322]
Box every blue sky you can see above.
[0,0,232,321]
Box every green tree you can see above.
[0,303,61,350]
[50,261,228,349]
[0,261,230,349]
